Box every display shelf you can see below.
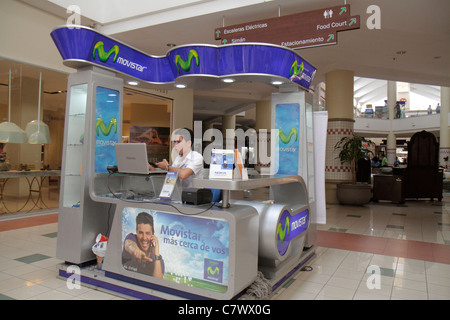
[89,171,180,204]
[192,174,303,191]
[193,174,308,208]
[61,83,87,209]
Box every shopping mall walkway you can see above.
[0,194,449,300]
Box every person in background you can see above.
[395,102,402,119]
[381,153,388,167]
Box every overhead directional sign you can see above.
[214,4,360,49]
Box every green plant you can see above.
[334,134,375,184]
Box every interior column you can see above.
[255,99,272,174]
[386,81,397,166]
[324,70,355,204]
[222,114,236,150]
[440,86,450,168]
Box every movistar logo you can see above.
[96,118,117,136]
[207,266,220,276]
[277,216,290,243]
[93,41,119,63]
[175,49,200,73]
[277,128,298,144]
[289,60,304,81]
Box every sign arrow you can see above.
[214,5,358,49]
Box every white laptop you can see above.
[115,143,150,174]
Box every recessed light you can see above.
[271,80,283,85]
[222,78,235,83]
[127,81,139,86]
[175,83,186,89]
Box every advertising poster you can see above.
[121,207,230,293]
[95,87,120,173]
[130,126,170,163]
[274,103,300,175]
[209,149,234,179]
[159,171,178,199]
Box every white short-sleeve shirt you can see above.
[171,150,204,188]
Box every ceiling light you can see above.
[26,120,51,144]
[271,80,284,85]
[175,84,187,89]
[127,80,139,86]
[0,67,27,144]
[222,78,235,83]
[0,122,27,143]
[26,71,51,144]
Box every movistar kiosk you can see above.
[52,25,320,300]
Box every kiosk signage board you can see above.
[95,87,120,173]
[277,208,309,256]
[121,207,230,293]
[51,26,316,90]
[274,103,300,175]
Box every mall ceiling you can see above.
[12,0,450,127]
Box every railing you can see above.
[355,108,443,120]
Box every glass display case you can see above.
[89,171,182,204]
[57,67,124,265]
[61,83,88,208]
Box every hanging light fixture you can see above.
[25,71,51,144]
[0,67,27,143]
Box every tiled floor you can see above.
[0,194,449,300]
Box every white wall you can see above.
[0,0,72,74]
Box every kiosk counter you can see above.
[72,171,314,300]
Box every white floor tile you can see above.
[28,289,75,300]
[2,195,450,300]
[427,283,450,299]
[315,284,355,300]
[393,277,427,292]
[391,286,428,300]
[4,283,50,300]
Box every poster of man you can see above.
[122,211,165,278]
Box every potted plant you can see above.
[334,134,375,205]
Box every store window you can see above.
[0,59,172,215]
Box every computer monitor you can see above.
[115,143,150,174]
